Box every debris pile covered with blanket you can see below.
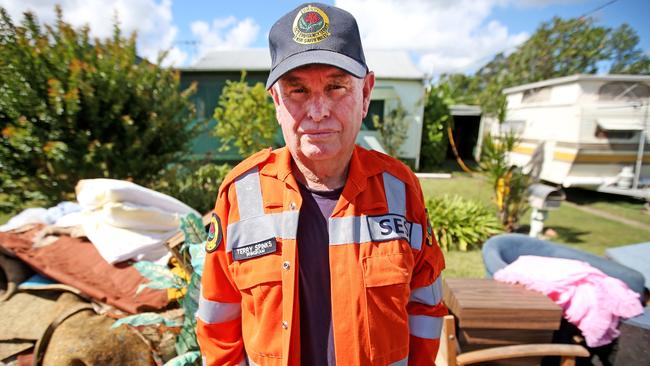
[0,179,208,366]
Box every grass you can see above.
[420,173,650,279]
[564,188,650,226]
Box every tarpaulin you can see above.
[0,227,169,314]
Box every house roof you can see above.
[180,48,425,80]
[503,74,650,94]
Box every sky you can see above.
[1,0,648,77]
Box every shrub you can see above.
[152,162,231,214]
[372,104,409,157]
[0,7,197,213]
[426,195,502,251]
[479,132,531,231]
[213,72,277,157]
[419,85,451,169]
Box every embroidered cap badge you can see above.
[292,5,330,44]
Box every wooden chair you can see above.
[435,315,590,366]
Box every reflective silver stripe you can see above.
[197,291,241,324]
[329,215,423,249]
[328,215,372,245]
[383,172,406,216]
[202,356,206,366]
[237,358,248,366]
[247,357,260,366]
[410,222,422,250]
[235,168,264,220]
[408,314,443,340]
[226,211,299,252]
[409,277,443,306]
[389,355,408,366]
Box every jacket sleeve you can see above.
[407,183,447,366]
[197,185,247,366]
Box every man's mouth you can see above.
[302,130,337,139]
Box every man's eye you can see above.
[328,84,345,91]
[291,87,307,94]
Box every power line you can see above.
[579,0,620,19]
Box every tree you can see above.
[420,83,454,169]
[213,72,277,157]
[505,17,610,86]
[0,7,196,212]
[372,104,409,158]
[608,24,650,74]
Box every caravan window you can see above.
[522,87,551,103]
[598,82,650,102]
[595,126,635,140]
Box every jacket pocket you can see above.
[362,252,411,362]
[231,254,283,358]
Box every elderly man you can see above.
[197,3,446,366]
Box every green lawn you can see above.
[564,187,650,226]
[420,174,650,279]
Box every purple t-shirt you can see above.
[297,182,342,366]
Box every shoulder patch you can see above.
[205,213,223,253]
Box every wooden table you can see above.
[443,278,563,365]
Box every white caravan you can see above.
[479,74,650,200]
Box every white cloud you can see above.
[189,16,260,63]
[335,0,529,75]
[515,0,587,7]
[0,0,187,67]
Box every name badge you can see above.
[367,214,412,243]
[232,238,278,261]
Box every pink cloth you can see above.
[494,255,643,347]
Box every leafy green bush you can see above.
[0,7,197,213]
[426,195,502,251]
[372,104,409,157]
[213,72,277,156]
[479,132,531,231]
[419,84,452,169]
[153,162,231,214]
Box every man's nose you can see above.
[306,93,330,122]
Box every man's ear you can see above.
[269,85,282,124]
[361,71,375,117]
[269,84,281,106]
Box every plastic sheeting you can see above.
[0,202,81,232]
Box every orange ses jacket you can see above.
[197,146,447,366]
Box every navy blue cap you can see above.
[266,3,368,89]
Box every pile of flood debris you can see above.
[0,179,207,366]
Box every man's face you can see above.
[270,64,375,165]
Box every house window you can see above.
[362,100,385,130]
[598,82,650,102]
[522,87,551,103]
